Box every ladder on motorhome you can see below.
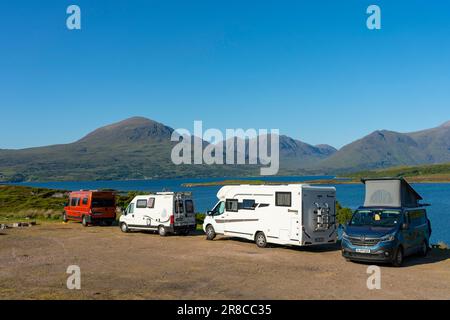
[313,202,335,231]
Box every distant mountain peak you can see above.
[77,116,174,145]
[440,120,450,128]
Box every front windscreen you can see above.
[350,210,403,228]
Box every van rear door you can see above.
[91,192,116,217]
[301,187,337,245]
[174,196,196,227]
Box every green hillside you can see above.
[344,162,450,182]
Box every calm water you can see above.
[15,176,450,245]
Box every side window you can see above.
[71,198,80,206]
[226,199,238,212]
[408,210,424,227]
[275,192,291,207]
[82,198,88,205]
[185,200,194,214]
[128,203,135,214]
[420,210,427,225]
[218,202,225,215]
[415,210,427,226]
[175,200,184,214]
[148,198,155,209]
[242,199,256,210]
[211,202,225,215]
[136,199,148,209]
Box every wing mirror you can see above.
[207,210,213,216]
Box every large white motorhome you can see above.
[203,184,337,248]
[119,192,196,236]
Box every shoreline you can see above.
[181,177,450,187]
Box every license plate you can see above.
[356,248,371,254]
[315,237,324,242]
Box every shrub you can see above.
[336,201,353,226]
[196,213,205,226]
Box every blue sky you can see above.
[1,0,449,149]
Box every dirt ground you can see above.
[0,222,449,300]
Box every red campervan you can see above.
[63,191,116,226]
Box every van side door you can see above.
[223,199,239,234]
[81,196,90,218]
[408,209,428,251]
[134,198,150,227]
[71,197,81,220]
[209,201,226,234]
[125,202,136,224]
[402,211,416,255]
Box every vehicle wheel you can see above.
[419,241,429,257]
[62,212,68,223]
[255,232,267,248]
[205,225,216,240]
[120,222,129,233]
[392,246,403,267]
[82,216,89,227]
[158,225,167,237]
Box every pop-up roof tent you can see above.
[362,178,423,208]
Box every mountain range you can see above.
[0,117,449,182]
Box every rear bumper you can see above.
[84,215,116,223]
[170,224,196,233]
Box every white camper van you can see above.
[203,184,337,248]
[119,192,196,236]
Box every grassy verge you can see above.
[0,185,68,222]
[0,185,147,222]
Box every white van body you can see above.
[203,184,337,247]
[120,192,196,236]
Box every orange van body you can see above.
[63,191,116,226]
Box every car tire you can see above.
[205,225,216,240]
[255,232,267,248]
[120,222,129,233]
[82,215,89,227]
[62,212,68,223]
[419,241,429,257]
[158,225,167,237]
[392,246,404,267]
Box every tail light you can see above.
[170,215,174,225]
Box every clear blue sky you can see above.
[1,0,449,149]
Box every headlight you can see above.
[380,233,396,242]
